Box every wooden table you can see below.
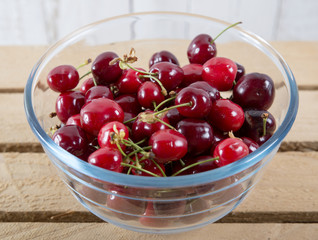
[0,42,318,239]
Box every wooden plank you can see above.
[0,91,316,150]
[1,43,317,90]
[0,152,317,218]
[0,222,317,240]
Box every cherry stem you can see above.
[171,157,219,177]
[121,162,162,177]
[142,74,168,96]
[127,146,152,158]
[79,70,92,81]
[154,116,176,130]
[154,102,192,116]
[134,138,148,146]
[123,62,157,76]
[179,159,186,167]
[154,95,176,111]
[262,113,269,136]
[211,21,242,45]
[92,77,97,86]
[76,58,92,70]
[115,141,127,158]
[149,158,167,177]
[123,116,137,124]
[122,139,144,152]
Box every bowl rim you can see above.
[24,11,299,188]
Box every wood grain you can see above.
[1,222,317,240]
[0,152,317,221]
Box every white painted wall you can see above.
[1,0,318,45]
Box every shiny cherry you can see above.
[80,98,124,136]
[88,147,123,172]
[131,110,170,142]
[149,50,179,68]
[232,72,275,110]
[175,87,212,118]
[213,138,249,167]
[176,119,214,156]
[202,57,237,91]
[187,34,217,65]
[149,129,188,163]
[114,94,141,115]
[172,155,218,175]
[207,99,244,132]
[131,155,165,177]
[116,68,145,94]
[85,85,113,103]
[47,65,79,92]
[188,81,220,102]
[91,51,122,85]
[241,136,259,153]
[52,125,88,157]
[166,108,184,127]
[55,91,85,123]
[180,64,203,87]
[149,62,184,91]
[235,62,245,82]
[137,81,165,109]
[98,121,129,150]
[80,77,95,94]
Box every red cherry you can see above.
[85,85,113,103]
[180,63,203,87]
[114,94,141,115]
[52,125,88,157]
[202,57,237,91]
[88,147,123,172]
[80,98,124,136]
[47,65,79,92]
[131,110,170,142]
[80,77,95,94]
[66,114,82,126]
[149,50,179,68]
[55,91,85,123]
[241,136,259,153]
[187,34,217,65]
[116,68,146,94]
[91,51,122,85]
[149,129,188,163]
[137,81,165,109]
[207,99,244,132]
[149,62,184,91]
[213,138,249,167]
[175,87,212,118]
[131,156,165,177]
[98,121,129,150]
[188,81,220,103]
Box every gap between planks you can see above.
[1,141,318,153]
[1,211,318,223]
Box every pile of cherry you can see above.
[48,24,276,178]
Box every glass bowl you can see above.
[24,12,298,234]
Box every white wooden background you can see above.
[1,0,318,45]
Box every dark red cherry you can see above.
[166,108,184,127]
[85,85,113,103]
[149,129,188,163]
[188,81,220,103]
[137,81,165,109]
[80,98,124,136]
[210,130,228,154]
[149,62,184,91]
[116,68,146,94]
[232,72,275,110]
[149,50,179,68]
[114,94,141,115]
[88,147,123,172]
[91,51,122,85]
[175,87,212,118]
[131,110,170,142]
[176,119,214,156]
[172,155,218,175]
[213,138,249,167]
[235,62,245,82]
[207,99,244,132]
[187,34,217,65]
[55,91,85,123]
[202,57,237,91]
[240,109,276,142]
[80,77,95,94]
[52,125,88,157]
[180,64,203,87]
[66,114,81,126]
[98,121,129,150]
[241,136,259,153]
[47,65,79,92]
